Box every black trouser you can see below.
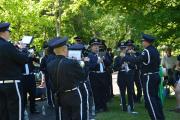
[45,77,55,106]
[57,89,82,120]
[103,72,110,103]
[133,70,142,102]
[106,69,113,101]
[109,72,114,98]
[85,79,96,119]
[89,72,107,111]
[22,74,36,112]
[175,71,180,82]
[142,73,165,120]
[0,81,23,120]
[118,70,134,111]
[167,69,175,86]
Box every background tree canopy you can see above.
[0,0,179,53]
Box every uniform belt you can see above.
[0,80,20,84]
[64,87,78,93]
[120,69,132,72]
[23,73,34,75]
[144,72,159,76]
[91,71,105,73]
[84,80,89,83]
[80,80,88,84]
[79,81,84,84]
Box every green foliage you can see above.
[0,0,179,52]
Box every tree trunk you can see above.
[56,0,61,37]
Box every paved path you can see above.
[112,72,119,95]
[30,73,119,120]
[29,102,56,120]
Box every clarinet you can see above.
[97,53,105,73]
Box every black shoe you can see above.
[122,106,127,112]
[30,110,40,114]
[102,107,108,112]
[170,108,180,113]
[134,98,141,103]
[122,109,127,112]
[96,108,107,113]
[95,109,102,113]
[174,109,180,113]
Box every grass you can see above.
[97,96,180,120]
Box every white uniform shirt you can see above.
[162,55,177,69]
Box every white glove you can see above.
[79,61,85,68]
[98,57,103,63]
[120,52,125,57]
[83,57,90,62]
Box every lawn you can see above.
[97,96,180,120]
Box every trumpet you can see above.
[124,62,130,72]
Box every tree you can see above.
[0,0,179,53]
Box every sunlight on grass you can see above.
[97,96,180,120]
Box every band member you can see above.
[126,40,142,103]
[87,38,111,112]
[123,34,165,120]
[47,37,85,120]
[0,22,28,120]
[114,41,135,113]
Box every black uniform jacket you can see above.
[0,37,28,80]
[47,55,85,93]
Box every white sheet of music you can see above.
[68,50,82,60]
[21,36,33,44]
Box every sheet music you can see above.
[68,50,82,60]
[21,36,33,44]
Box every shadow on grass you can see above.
[96,96,180,120]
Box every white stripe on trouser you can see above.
[146,75,157,120]
[59,107,62,120]
[15,81,22,120]
[77,88,82,120]
[84,83,89,120]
